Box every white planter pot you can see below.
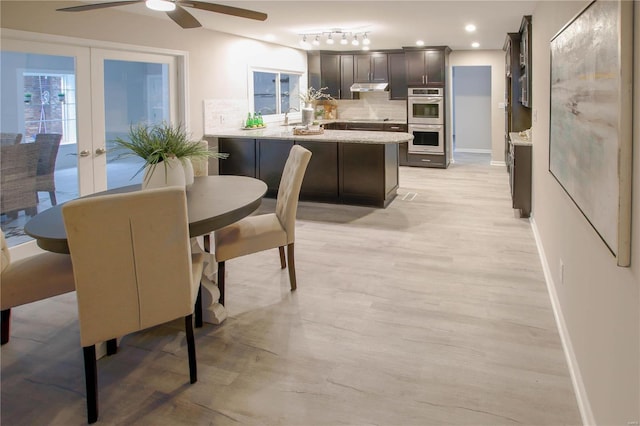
[182,157,194,186]
[142,157,186,190]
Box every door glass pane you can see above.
[1,51,79,247]
[105,60,170,189]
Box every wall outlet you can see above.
[219,114,225,125]
[559,259,565,285]
[533,109,538,123]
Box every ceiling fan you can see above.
[56,0,267,29]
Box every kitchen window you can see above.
[251,70,301,118]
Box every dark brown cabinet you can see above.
[257,139,293,197]
[504,16,532,172]
[405,48,447,87]
[508,135,531,218]
[218,138,256,177]
[218,137,398,207]
[295,140,339,201]
[339,55,355,100]
[340,143,398,207]
[388,52,407,100]
[354,53,388,83]
[319,54,340,99]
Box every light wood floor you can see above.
[1,153,582,425]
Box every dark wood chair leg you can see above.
[278,246,286,269]
[194,285,203,328]
[1,309,11,345]
[287,243,297,291]
[49,191,57,206]
[83,345,98,424]
[185,314,197,384]
[217,261,225,306]
[106,338,117,356]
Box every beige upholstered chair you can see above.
[214,145,312,305]
[0,231,75,345]
[62,187,204,424]
[34,133,63,206]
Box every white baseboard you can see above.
[454,148,492,154]
[490,160,506,167]
[530,217,594,426]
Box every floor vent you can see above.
[401,192,418,201]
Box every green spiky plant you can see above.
[113,122,227,183]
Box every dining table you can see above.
[24,175,268,324]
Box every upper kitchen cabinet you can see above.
[340,55,356,100]
[319,53,340,98]
[354,53,388,83]
[404,47,450,87]
[388,52,407,100]
[519,15,532,108]
[308,52,355,100]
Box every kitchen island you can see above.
[205,127,413,208]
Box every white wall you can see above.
[448,50,505,164]
[452,66,492,152]
[0,1,307,140]
[531,1,639,424]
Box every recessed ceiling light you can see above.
[471,42,480,48]
[145,0,175,12]
[416,40,424,46]
[465,24,476,32]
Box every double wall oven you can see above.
[407,87,444,154]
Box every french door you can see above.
[0,36,183,248]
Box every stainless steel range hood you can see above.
[350,82,389,92]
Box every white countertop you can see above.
[509,132,533,146]
[206,128,413,144]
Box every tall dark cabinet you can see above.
[503,15,532,172]
[504,15,533,218]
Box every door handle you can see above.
[79,150,91,157]
[95,147,107,155]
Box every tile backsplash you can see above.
[335,92,407,121]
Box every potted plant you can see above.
[113,122,227,189]
[299,87,333,125]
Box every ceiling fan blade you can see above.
[166,5,202,29]
[179,1,267,21]
[57,0,143,12]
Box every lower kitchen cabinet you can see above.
[508,134,532,218]
[257,139,293,197]
[295,141,339,201]
[399,142,446,168]
[218,138,256,177]
[218,137,398,207]
[340,143,398,207]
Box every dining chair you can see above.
[0,231,75,345]
[61,186,204,424]
[214,145,312,305]
[0,132,22,146]
[34,133,63,206]
[0,143,38,218]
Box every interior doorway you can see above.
[452,66,492,155]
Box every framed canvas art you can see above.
[549,0,633,267]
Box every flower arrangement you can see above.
[299,87,334,105]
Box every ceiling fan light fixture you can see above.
[145,0,176,12]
